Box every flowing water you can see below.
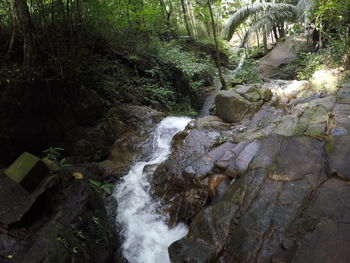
[113,116,191,263]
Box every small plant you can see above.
[74,230,86,240]
[234,58,261,84]
[89,179,114,194]
[56,236,69,248]
[91,216,101,226]
[43,147,65,165]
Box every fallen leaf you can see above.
[72,172,83,179]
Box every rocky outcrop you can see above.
[69,105,165,166]
[0,164,122,263]
[0,104,166,263]
[159,82,350,262]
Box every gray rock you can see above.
[215,89,262,123]
[169,238,216,263]
[328,135,350,180]
[337,83,350,104]
[274,115,298,136]
[235,140,261,173]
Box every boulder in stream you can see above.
[215,84,272,123]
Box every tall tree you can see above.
[180,0,192,36]
[208,0,225,88]
[6,0,17,58]
[13,0,34,66]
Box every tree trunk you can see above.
[262,27,268,54]
[208,0,225,89]
[180,0,192,37]
[6,0,17,58]
[187,1,197,36]
[14,0,34,66]
[278,22,285,38]
[273,26,278,41]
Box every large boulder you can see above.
[215,89,263,123]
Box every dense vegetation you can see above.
[0,0,349,163]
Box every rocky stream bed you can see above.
[156,79,350,263]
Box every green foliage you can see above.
[56,236,69,248]
[222,2,297,41]
[157,41,215,79]
[233,58,261,84]
[310,0,350,66]
[88,179,114,195]
[42,147,65,165]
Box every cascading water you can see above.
[113,116,191,263]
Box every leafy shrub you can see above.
[157,41,215,79]
[233,58,261,84]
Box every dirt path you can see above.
[257,35,306,78]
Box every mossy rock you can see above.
[215,89,262,123]
[5,152,49,192]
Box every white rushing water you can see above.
[113,116,191,263]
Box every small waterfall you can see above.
[113,116,191,263]
[199,77,222,117]
[199,51,246,117]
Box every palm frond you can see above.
[239,10,296,48]
[222,2,296,41]
[296,0,314,20]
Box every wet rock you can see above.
[170,135,328,262]
[68,105,165,167]
[328,135,350,181]
[191,142,235,177]
[172,130,190,150]
[1,164,120,263]
[166,76,350,263]
[151,117,234,224]
[215,89,263,123]
[208,174,230,202]
[169,238,216,263]
[170,201,239,263]
[142,163,159,178]
[183,166,196,177]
